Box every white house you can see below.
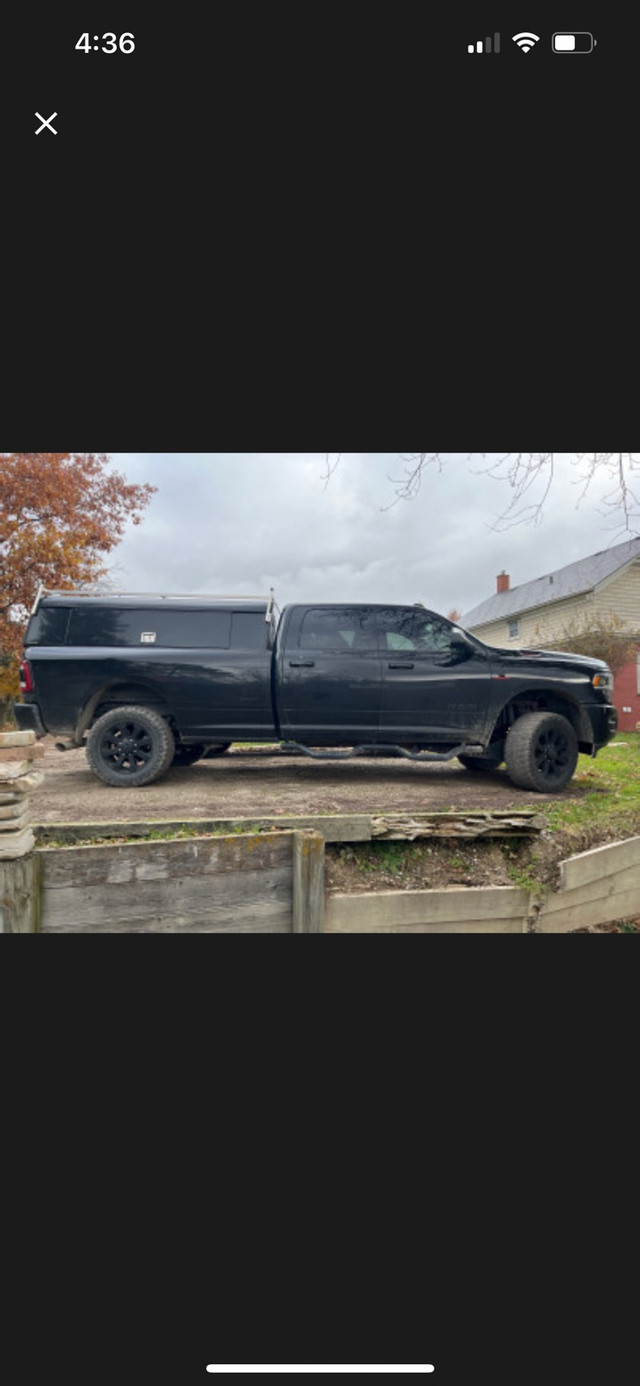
[461,537,640,732]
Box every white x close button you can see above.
[35,112,57,135]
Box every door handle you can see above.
[289,660,315,667]
[388,661,415,669]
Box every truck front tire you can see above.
[505,711,578,793]
[86,705,175,787]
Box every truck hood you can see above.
[484,643,610,674]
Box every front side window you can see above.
[378,609,454,654]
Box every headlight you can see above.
[592,671,613,690]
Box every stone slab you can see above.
[0,801,30,819]
[0,771,45,797]
[0,828,35,859]
[0,730,36,747]
[0,807,30,831]
[0,761,43,781]
[0,744,45,761]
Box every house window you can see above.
[508,619,520,639]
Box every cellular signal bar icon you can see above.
[468,33,500,53]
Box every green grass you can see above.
[341,841,424,877]
[505,857,542,895]
[541,732,640,840]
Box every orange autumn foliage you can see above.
[0,453,155,715]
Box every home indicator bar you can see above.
[206,1370,436,1376]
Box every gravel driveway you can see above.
[30,737,581,825]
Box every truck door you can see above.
[377,607,492,742]
[278,606,382,742]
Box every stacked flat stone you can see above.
[0,730,45,858]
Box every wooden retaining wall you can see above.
[2,832,638,933]
[536,836,640,932]
[326,837,640,931]
[325,885,531,933]
[34,830,325,934]
[2,771,639,932]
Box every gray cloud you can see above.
[106,454,631,621]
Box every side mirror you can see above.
[445,629,478,663]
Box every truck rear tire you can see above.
[505,711,578,793]
[86,705,175,787]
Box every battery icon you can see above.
[552,32,596,53]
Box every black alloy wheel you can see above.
[505,711,578,793]
[86,705,175,787]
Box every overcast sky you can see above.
[105,454,635,623]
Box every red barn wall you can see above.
[613,646,640,731]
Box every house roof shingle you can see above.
[462,536,640,629]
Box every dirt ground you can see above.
[30,736,582,825]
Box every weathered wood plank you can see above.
[33,808,545,847]
[559,836,640,892]
[40,910,292,933]
[37,832,292,888]
[540,865,640,916]
[292,831,325,933]
[0,855,40,933]
[39,866,293,932]
[537,888,640,932]
[33,814,373,845]
[325,886,529,932]
[370,811,545,840]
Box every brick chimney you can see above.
[496,571,510,594]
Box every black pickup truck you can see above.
[15,588,618,792]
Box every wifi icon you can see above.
[512,32,540,52]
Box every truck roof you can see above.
[37,590,272,613]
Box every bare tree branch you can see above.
[321,453,342,488]
[323,452,640,533]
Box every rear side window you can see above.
[24,607,70,645]
[65,608,233,648]
[299,607,378,651]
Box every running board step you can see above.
[278,742,486,763]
